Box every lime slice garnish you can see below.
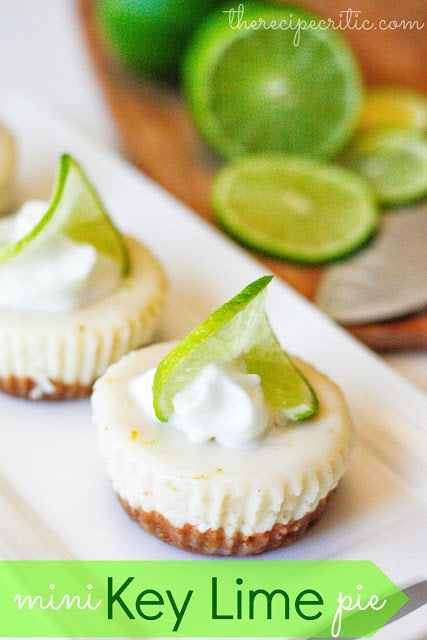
[0,153,129,273]
[212,156,379,264]
[153,276,318,423]
[342,129,427,206]
[357,86,427,133]
[182,4,362,159]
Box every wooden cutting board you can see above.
[78,0,427,351]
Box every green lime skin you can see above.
[96,0,224,79]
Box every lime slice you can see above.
[0,154,129,273]
[212,156,379,264]
[182,4,362,159]
[357,86,427,133]
[153,276,317,422]
[342,129,427,206]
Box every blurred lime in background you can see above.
[183,3,362,159]
[342,129,427,206]
[212,156,379,263]
[357,86,427,133]
[96,0,223,79]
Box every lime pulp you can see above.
[183,3,362,159]
[212,155,379,264]
[342,129,427,206]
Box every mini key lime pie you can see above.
[0,154,167,399]
[93,277,353,555]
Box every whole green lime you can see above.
[96,0,224,79]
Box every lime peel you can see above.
[0,154,129,274]
[153,276,318,423]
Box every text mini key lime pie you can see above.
[92,277,353,555]
[0,154,167,399]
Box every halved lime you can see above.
[342,129,427,206]
[0,154,129,273]
[212,156,379,264]
[153,276,317,422]
[357,86,427,133]
[182,3,362,159]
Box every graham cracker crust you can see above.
[0,375,93,400]
[119,492,333,556]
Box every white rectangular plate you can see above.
[0,93,426,639]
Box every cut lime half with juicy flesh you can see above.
[0,154,129,273]
[212,156,379,264]
[153,276,318,423]
[183,3,362,159]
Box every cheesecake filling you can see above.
[0,199,121,311]
[130,362,271,448]
[94,343,353,537]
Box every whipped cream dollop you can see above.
[129,363,271,448]
[0,200,122,312]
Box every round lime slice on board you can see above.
[212,155,379,264]
[342,129,427,206]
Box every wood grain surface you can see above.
[78,0,427,351]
